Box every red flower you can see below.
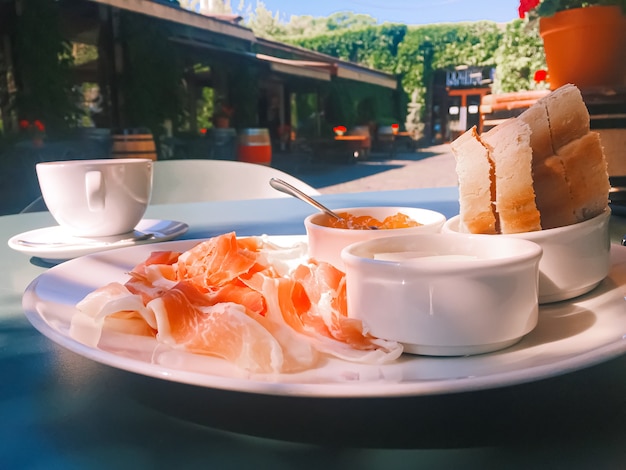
[33,120,45,132]
[534,69,548,82]
[518,0,540,18]
[18,119,46,144]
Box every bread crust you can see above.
[556,132,610,222]
[519,103,553,164]
[540,83,590,152]
[452,84,608,235]
[451,126,498,234]
[482,119,542,234]
[532,156,577,229]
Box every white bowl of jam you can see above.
[304,206,446,271]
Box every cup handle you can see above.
[85,170,105,211]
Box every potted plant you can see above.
[333,125,347,136]
[519,1,626,90]
[18,119,46,147]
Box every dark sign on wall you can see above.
[446,66,495,88]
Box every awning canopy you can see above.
[86,0,255,41]
[334,63,397,89]
[86,0,397,89]
[256,38,397,90]
[254,53,332,81]
[255,54,398,89]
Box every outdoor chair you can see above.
[150,159,320,204]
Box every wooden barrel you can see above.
[236,128,272,165]
[112,131,157,161]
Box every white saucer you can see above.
[8,219,189,262]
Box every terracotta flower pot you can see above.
[539,5,626,90]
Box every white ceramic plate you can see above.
[22,236,626,398]
[8,219,189,262]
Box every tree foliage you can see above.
[184,1,547,128]
[291,24,407,73]
[244,2,379,39]
[5,0,549,139]
[245,1,284,38]
[432,22,503,69]
[120,13,186,135]
[394,21,505,125]
[492,19,547,93]
[14,0,80,133]
[291,21,506,127]
[261,11,548,127]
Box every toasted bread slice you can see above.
[532,156,577,229]
[451,84,603,234]
[482,119,542,234]
[451,126,498,234]
[540,83,590,152]
[556,132,610,221]
[519,102,553,164]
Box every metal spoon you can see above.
[15,231,155,247]
[269,177,378,229]
[269,177,345,221]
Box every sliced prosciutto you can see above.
[73,232,403,373]
[150,283,283,373]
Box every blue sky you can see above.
[242,0,520,25]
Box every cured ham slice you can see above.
[176,232,260,288]
[73,232,403,373]
[245,267,403,363]
[178,276,317,372]
[125,250,182,303]
[150,284,283,374]
[72,282,156,346]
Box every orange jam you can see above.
[326,212,422,230]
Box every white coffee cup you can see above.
[36,158,153,237]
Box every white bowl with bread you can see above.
[341,233,543,356]
[443,209,610,303]
[305,206,446,271]
[447,83,612,304]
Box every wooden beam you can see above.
[85,0,255,42]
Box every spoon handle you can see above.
[15,231,155,247]
[269,178,342,220]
